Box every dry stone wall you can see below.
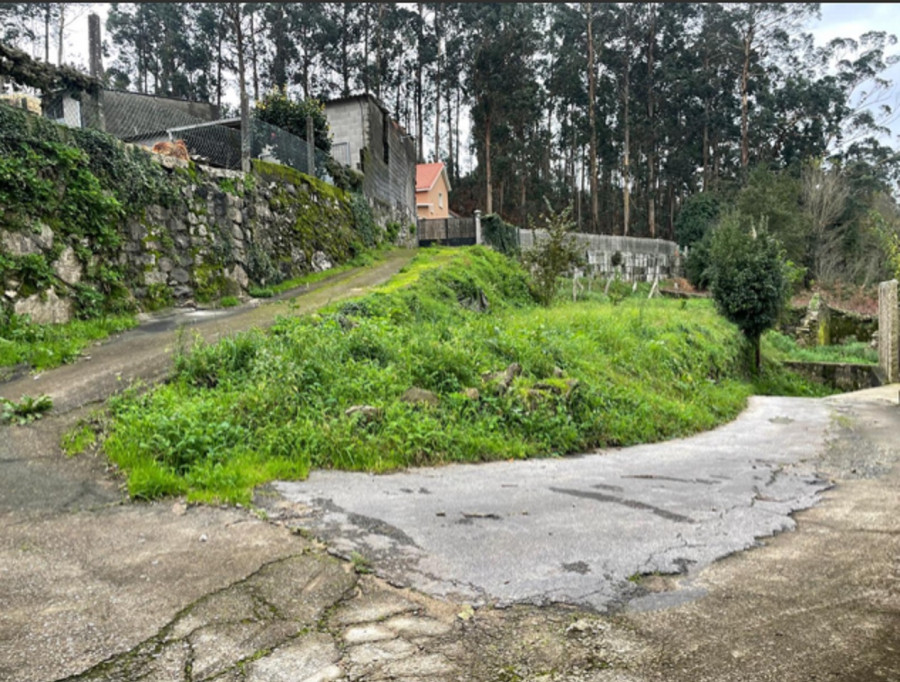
[1,155,361,324]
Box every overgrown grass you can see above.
[763,330,878,365]
[267,246,391,296]
[0,314,137,370]
[96,247,774,504]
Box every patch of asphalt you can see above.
[269,396,835,612]
[0,249,416,414]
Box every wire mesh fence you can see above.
[41,88,334,183]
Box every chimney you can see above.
[88,13,103,79]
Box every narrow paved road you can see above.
[0,248,415,413]
[270,394,861,612]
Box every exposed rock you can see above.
[482,363,522,395]
[1,229,41,256]
[400,387,439,407]
[312,251,333,272]
[462,388,480,401]
[170,268,190,284]
[13,288,73,324]
[227,264,250,290]
[33,223,54,250]
[144,270,167,286]
[345,405,383,423]
[53,246,82,285]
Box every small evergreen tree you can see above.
[709,212,787,371]
[521,201,583,306]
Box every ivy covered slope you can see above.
[99,247,755,504]
[0,103,390,369]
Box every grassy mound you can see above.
[100,247,764,503]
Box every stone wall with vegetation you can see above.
[0,103,386,325]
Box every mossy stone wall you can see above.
[0,104,368,323]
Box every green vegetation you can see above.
[96,246,780,504]
[708,213,788,370]
[0,313,137,370]
[763,330,878,366]
[219,296,241,308]
[1,394,52,424]
[520,202,583,306]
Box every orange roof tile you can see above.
[416,162,446,192]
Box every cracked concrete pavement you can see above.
[267,395,835,611]
[1,247,899,679]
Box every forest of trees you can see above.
[1,3,899,287]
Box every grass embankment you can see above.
[0,314,136,371]
[96,247,812,504]
[763,330,877,365]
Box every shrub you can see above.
[482,213,520,256]
[709,212,788,370]
[675,192,722,248]
[520,202,584,306]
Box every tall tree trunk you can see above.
[740,24,754,176]
[271,5,286,90]
[646,3,656,238]
[44,3,50,63]
[56,3,65,65]
[455,85,461,182]
[375,4,384,100]
[216,7,224,107]
[586,3,599,233]
[446,80,453,178]
[434,7,441,163]
[362,4,370,93]
[701,52,710,191]
[229,3,250,173]
[622,9,631,237]
[250,9,259,101]
[415,3,425,163]
[485,111,493,213]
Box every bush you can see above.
[675,192,722,248]
[253,89,331,155]
[684,232,713,290]
[709,212,788,370]
[520,202,584,306]
[482,213,520,256]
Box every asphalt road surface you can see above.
[274,395,833,612]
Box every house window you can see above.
[438,192,443,209]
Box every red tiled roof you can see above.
[416,162,445,192]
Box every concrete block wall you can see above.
[518,229,680,281]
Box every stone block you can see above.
[53,246,82,285]
[878,280,898,383]
[14,288,73,324]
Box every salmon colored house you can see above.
[415,162,452,219]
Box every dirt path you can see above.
[0,248,416,413]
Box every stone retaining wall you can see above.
[1,156,359,324]
[784,361,882,393]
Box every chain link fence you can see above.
[41,88,334,183]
